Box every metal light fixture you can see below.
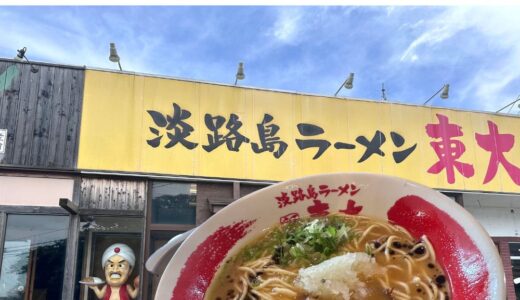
[14,47,39,73]
[334,73,354,96]
[234,62,245,85]
[14,47,27,62]
[109,43,122,71]
[496,94,520,113]
[424,84,449,105]
[440,84,449,99]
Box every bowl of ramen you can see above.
[155,173,505,300]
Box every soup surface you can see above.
[206,215,450,300]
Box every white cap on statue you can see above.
[102,243,136,268]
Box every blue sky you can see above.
[1,6,520,113]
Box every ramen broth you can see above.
[206,215,450,300]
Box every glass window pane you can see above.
[152,182,196,224]
[76,216,143,300]
[0,214,69,300]
[147,231,185,300]
[510,242,520,255]
[509,243,520,299]
[81,216,144,233]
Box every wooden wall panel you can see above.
[79,177,147,211]
[195,182,270,225]
[240,183,268,198]
[0,60,84,169]
[195,182,233,225]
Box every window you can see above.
[0,214,69,300]
[510,243,520,299]
[76,216,143,300]
[145,181,197,299]
[146,231,184,299]
[152,182,197,224]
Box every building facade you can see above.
[0,58,519,299]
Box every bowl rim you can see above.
[156,172,506,300]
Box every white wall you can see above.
[464,192,520,237]
[0,175,74,207]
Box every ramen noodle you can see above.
[206,215,450,300]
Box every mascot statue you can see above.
[85,243,139,300]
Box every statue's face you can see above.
[104,255,131,287]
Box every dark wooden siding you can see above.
[79,177,147,211]
[196,182,233,225]
[194,182,270,225]
[0,60,84,169]
[240,183,269,197]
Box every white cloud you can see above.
[400,9,466,63]
[0,8,174,75]
[2,6,520,114]
[386,6,395,16]
[396,7,520,111]
[450,7,520,111]
[269,8,304,44]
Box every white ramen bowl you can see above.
[155,172,505,300]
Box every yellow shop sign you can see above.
[78,70,520,193]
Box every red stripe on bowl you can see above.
[388,195,489,300]
[171,220,256,300]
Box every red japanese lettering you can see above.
[307,200,329,216]
[275,192,291,208]
[319,185,332,197]
[425,114,475,184]
[475,121,520,185]
[349,184,360,196]
[291,188,307,202]
[306,185,318,200]
[280,212,300,224]
[339,199,363,215]
[338,184,350,196]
